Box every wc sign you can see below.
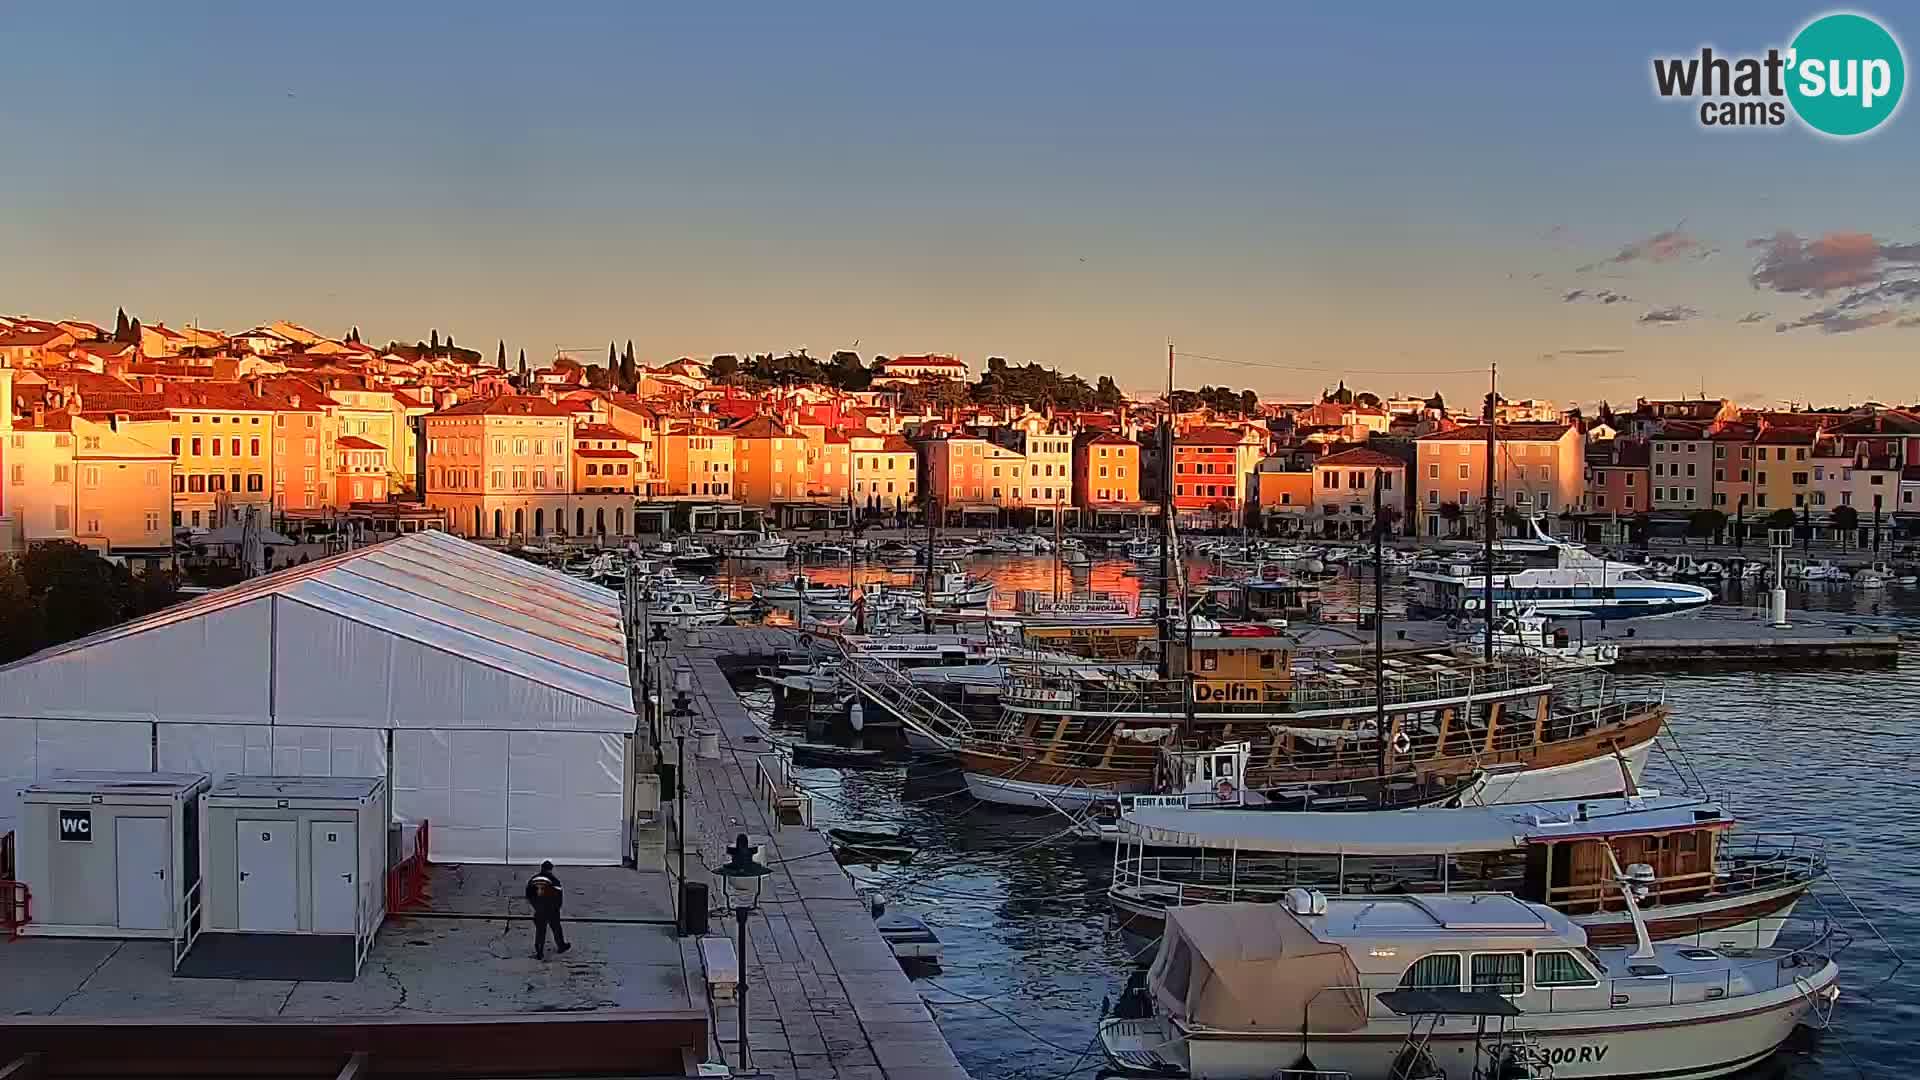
[58,808,93,841]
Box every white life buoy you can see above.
[1215,779,1236,801]
[1392,729,1413,756]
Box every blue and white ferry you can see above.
[1409,519,1713,620]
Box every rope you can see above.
[918,978,1091,1056]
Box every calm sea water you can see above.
[734,552,1918,1080]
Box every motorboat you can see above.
[1100,889,1841,1080]
[1853,568,1887,589]
[1409,518,1712,619]
[1785,558,1846,582]
[896,566,995,607]
[875,912,944,962]
[1866,560,1917,585]
[1104,793,1821,950]
[1126,536,1158,562]
[758,574,851,603]
[1461,607,1620,666]
[671,538,722,570]
[734,531,793,561]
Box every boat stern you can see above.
[1098,1015,1189,1077]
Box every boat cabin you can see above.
[1018,621,1158,660]
[1169,627,1295,702]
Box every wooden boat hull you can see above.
[959,706,1665,810]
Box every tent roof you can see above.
[1153,902,1366,1034]
[0,531,635,732]
[1121,795,1726,855]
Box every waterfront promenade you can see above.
[662,624,971,1080]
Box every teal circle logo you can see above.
[1787,13,1905,136]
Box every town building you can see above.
[1171,426,1265,527]
[1649,421,1712,516]
[1414,422,1583,538]
[1308,447,1407,537]
[729,416,811,508]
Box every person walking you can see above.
[525,860,570,960]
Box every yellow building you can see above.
[2,386,77,546]
[573,423,641,495]
[163,382,278,529]
[994,419,1074,510]
[849,433,919,514]
[424,394,595,540]
[924,432,1028,511]
[730,416,810,507]
[657,422,736,498]
[72,410,173,564]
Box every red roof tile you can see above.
[435,395,573,418]
[335,436,385,450]
[1313,447,1405,468]
[1417,423,1571,442]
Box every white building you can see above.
[0,530,639,865]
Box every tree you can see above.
[585,364,613,391]
[497,340,506,368]
[114,307,131,342]
[710,354,739,382]
[0,557,40,662]
[620,341,637,392]
[1764,508,1797,535]
[1831,504,1860,548]
[1094,375,1123,408]
[128,317,142,345]
[1356,391,1382,408]
[518,348,528,378]
[430,329,440,352]
[607,341,617,371]
[1438,501,1463,537]
[1687,508,1728,547]
[1239,390,1259,415]
[1501,505,1526,535]
[347,325,361,344]
[826,351,871,392]
[445,335,454,350]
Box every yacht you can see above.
[1100,890,1840,1080]
[1409,519,1712,619]
[757,574,850,603]
[734,530,793,561]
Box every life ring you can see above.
[1215,779,1236,801]
[1392,729,1413,756]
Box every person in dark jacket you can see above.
[525,860,570,959]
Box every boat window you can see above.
[1469,952,1524,997]
[1259,652,1276,670]
[1533,950,1599,987]
[1199,651,1218,671]
[1398,953,1461,991]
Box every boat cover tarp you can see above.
[1121,795,1721,855]
[0,531,635,864]
[1151,902,1366,1033]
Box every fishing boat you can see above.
[956,623,1665,811]
[1105,793,1821,950]
[733,530,794,561]
[895,565,995,608]
[670,538,723,571]
[1409,519,1712,619]
[1099,889,1841,1080]
[758,574,851,603]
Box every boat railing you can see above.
[1546,834,1824,914]
[1284,919,1841,1031]
[1002,659,1567,717]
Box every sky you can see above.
[2,3,1917,407]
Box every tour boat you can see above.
[1100,889,1840,1080]
[956,624,1665,811]
[1105,794,1821,951]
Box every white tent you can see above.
[0,531,637,865]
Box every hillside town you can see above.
[3,309,1918,573]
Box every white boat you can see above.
[875,912,944,962]
[1867,560,1917,585]
[1126,537,1158,562]
[1463,608,1620,666]
[735,532,793,560]
[1786,558,1846,582]
[1100,889,1840,1080]
[1854,568,1887,588]
[758,574,850,603]
[1410,518,1712,620]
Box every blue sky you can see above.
[3,3,1916,405]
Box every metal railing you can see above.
[171,878,203,970]
[833,645,977,750]
[385,819,432,913]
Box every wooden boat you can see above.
[792,742,889,768]
[957,625,1666,811]
[1105,794,1821,950]
[876,912,944,961]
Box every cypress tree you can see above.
[430,329,440,352]
[114,307,130,341]
[497,340,506,367]
[518,349,527,376]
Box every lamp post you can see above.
[716,833,772,1071]
[669,670,693,929]
[1735,494,1749,552]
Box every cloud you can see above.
[1737,311,1770,324]
[1552,346,1627,356]
[1901,316,1920,329]
[1578,226,1712,272]
[1748,231,1920,295]
[1638,306,1700,325]
[1563,288,1634,305]
[1774,278,1920,334]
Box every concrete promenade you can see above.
[661,624,971,1080]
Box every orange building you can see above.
[1255,468,1315,533]
[1414,422,1584,538]
[424,394,595,540]
[729,416,810,507]
[334,435,389,506]
[573,423,641,495]
[267,389,332,512]
[657,422,736,498]
[923,432,1028,512]
[1073,431,1142,507]
[1171,426,1265,527]
[1583,442,1650,516]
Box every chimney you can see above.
[33,403,45,429]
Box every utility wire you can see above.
[1175,350,1490,377]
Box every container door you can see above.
[238,820,298,931]
[308,821,358,934]
[115,816,171,931]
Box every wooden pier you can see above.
[661,624,972,1080]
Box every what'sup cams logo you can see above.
[1653,12,1905,136]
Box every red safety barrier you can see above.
[385,820,432,913]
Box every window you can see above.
[1534,951,1598,988]
[1458,464,1469,479]
[1428,463,1439,479]
[1470,952,1524,996]
[188,474,205,492]
[247,473,263,492]
[230,438,240,457]
[8,464,21,485]
[1684,488,1694,502]
[1624,474,1635,487]
[192,437,203,455]
[1427,490,1438,505]
[1715,468,1725,482]
[54,506,69,531]
[52,464,71,484]
[211,439,221,457]
[1399,954,1461,990]
[82,466,101,488]
[145,511,163,533]
[250,438,260,456]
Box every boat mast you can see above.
[1483,360,1497,664]
[1052,495,1063,603]
[1158,340,1174,679]
[1373,468,1387,785]
[923,496,937,634]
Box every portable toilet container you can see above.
[15,771,212,941]
[187,775,388,982]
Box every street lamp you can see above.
[669,672,693,931]
[716,833,772,1071]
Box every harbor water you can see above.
[736,551,1916,1079]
